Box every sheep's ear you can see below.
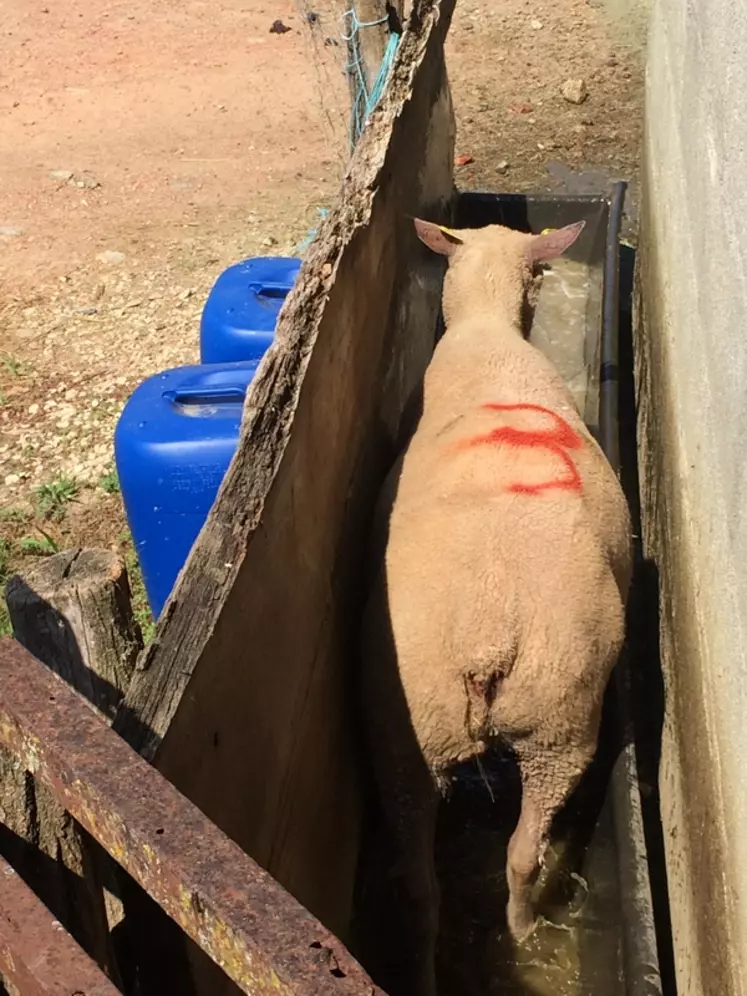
[413,218,463,256]
[527,220,585,263]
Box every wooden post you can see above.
[2,548,142,984]
[346,0,392,145]
[355,0,389,94]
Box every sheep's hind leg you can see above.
[506,740,594,942]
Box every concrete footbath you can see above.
[354,185,667,996]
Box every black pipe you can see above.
[599,181,625,473]
[599,180,664,996]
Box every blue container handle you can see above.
[248,280,292,299]
[163,385,247,408]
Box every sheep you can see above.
[360,217,632,996]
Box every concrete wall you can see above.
[636,2,747,994]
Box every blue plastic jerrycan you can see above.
[115,360,260,618]
[200,256,301,364]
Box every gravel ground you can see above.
[0,0,648,635]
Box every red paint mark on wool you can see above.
[458,402,583,495]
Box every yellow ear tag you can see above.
[540,227,557,235]
[436,224,460,238]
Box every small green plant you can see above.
[0,538,13,637]
[0,538,11,584]
[1,354,23,377]
[0,506,31,524]
[0,529,59,635]
[121,537,156,646]
[33,476,80,520]
[18,532,59,556]
[99,470,121,494]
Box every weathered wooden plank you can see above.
[114,0,456,966]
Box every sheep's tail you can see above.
[461,642,517,742]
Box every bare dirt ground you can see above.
[0,0,647,633]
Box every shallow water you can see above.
[436,748,624,996]
[529,258,596,421]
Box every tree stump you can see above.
[2,549,143,985]
[7,549,141,721]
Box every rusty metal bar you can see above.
[0,638,383,996]
[0,853,120,996]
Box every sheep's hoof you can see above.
[506,900,537,944]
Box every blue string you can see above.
[296,207,329,254]
[341,8,400,149]
[295,10,399,255]
[366,31,400,119]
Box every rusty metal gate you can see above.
[0,638,382,996]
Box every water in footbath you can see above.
[436,754,625,996]
[529,257,592,415]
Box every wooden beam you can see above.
[114,3,456,993]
